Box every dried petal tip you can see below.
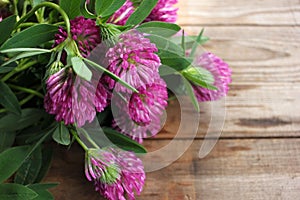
[85,148,145,200]
[193,52,232,102]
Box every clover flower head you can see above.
[105,30,161,92]
[85,148,145,200]
[193,52,232,102]
[54,16,101,58]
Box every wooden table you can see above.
[45,0,300,199]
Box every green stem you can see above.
[79,128,101,149]
[82,57,138,93]
[1,60,38,82]
[36,7,45,23]
[15,2,71,37]
[19,93,35,105]
[12,0,19,20]
[22,0,29,17]
[18,22,39,28]
[8,84,44,98]
[71,129,89,151]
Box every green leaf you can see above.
[0,15,16,45]
[1,51,49,67]
[23,126,56,144]
[30,190,53,200]
[103,127,147,153]
[0,24,58,50]
[27,183,57,200]
[71,57,92,81]
[0,146,29,183]
[148,35,184,55]
[0,128,54,184]
[182,66,217,90]
[158,65,177,76]
[0,109,45,131]
[34,148,53,183]
[27,183,58,191]
[126,0,158,26]
[158,50,192,71]
[0,131,16,153]
[0,81,21,115]
[0,183,38,200]
[182,77,200,112]
[95,0,112,16]
[52,123,70,145]
[0,66,16,74]
[170,35,209,49]
[100,0,127,17]
[190,28,205,58]
[137,22,181,37]
[14,146,42,185]
[59,0,81,19]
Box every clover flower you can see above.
[105,30,161,92]
[54,16,101,58]
[144,0,178,23]
[107,0,178,25]
[193,52,232,102]
[112,78,168,143]
[85,148,145,200]
[44,68,109,127]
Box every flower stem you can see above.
[1,60,38,82]
[15,2,71,37]
[79,128,101,149]
[12,0,19,20]
[18,22,39,28]
[82,57,138,93]
[22,0,29,17]
[19,94,35,105]
[8,84,44,98]
[71,129,89,151]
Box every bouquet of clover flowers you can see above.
[0,0,232,199]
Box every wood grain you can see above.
[177,0,300,26]
[156,84,300,138]
[46,139,300,200]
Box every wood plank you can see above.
[157,87,300,139]
[46,139,300,199]
[176,0,300,26]
[192,139,300,199]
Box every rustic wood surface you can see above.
[45,0,300,199]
